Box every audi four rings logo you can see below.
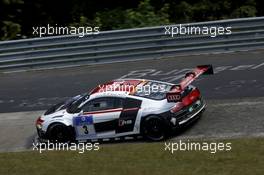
[167,94,181,101]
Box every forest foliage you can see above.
[0,0,263,40]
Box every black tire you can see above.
[47,123,73,143]
[141,116,167,141]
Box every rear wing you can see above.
[179,64,213,90]
[166,65,213,102]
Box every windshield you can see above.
[133,81,172,100]
[66,93,90,113]
[44,93,89,115]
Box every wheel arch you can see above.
[140,114,169,133]
[46,122,75,141]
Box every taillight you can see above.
[182,88,200,106]
[170,88,201,113]
[190,88,200,100]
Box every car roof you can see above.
[89,79,174,100]
[90,79,173,94]
[89,79,143,95]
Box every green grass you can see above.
[0,138,264,175]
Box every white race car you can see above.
[35,65,213,142]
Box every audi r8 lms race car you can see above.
[35,65,213,142]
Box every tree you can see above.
[94,0,170,30]
[0,0,263,40]
[0,0,23,40]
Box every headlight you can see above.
[36,116,44,129]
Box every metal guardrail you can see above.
[0,17,264,72]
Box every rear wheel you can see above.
[47,123,74,143]
[141,116,167,141]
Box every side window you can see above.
[82,97,124,112]
[113,98,124,108]
[123,98,142,109]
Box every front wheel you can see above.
[141,116,167,141]
[47,123,74,143]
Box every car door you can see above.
[74,97,124,140]
[116,97,142,134]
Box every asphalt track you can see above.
[0,49,264,151]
